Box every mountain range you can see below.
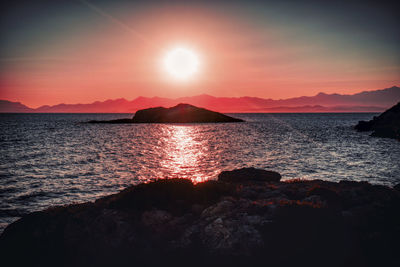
[1,86,399,113]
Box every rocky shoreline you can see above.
[355,102,400,140]
[1,168,399,267]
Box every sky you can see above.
[0,0,399,108]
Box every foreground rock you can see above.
[88,103,244,123]
[355,102,400,140]
[218,167,281,183]
[1,168,399,267]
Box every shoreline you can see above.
[1,168,399,267]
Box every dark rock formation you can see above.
[218,167,281,183]
[355,102,400,140]
[1,168,399,267]
[394,183,400,191]
[88,103,244,123]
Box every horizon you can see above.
[1,0,399,108]
[2,85,399,109]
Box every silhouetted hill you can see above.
[88,103,244,123]
[0,100,34,113]
[35,98,134,113]
[1,86,399,113]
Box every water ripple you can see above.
[0,113,399,233]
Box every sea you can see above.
[1,113,399,233]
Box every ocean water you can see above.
[1,113,399,232]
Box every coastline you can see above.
[1,168,399,267]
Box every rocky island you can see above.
[1,168,399,267]
[355,102,400,140]
[88,103,244,123]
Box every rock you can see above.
[354,120,374,131]
[1,168,399,267]
[393,183,400,191]
[141,209,172,227]
[355,102,400,140]
[218,167,281,183]
[201,216,263,255]
[307,185,340,205]
[88,103,244,123]
[201,200,235,219]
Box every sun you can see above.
[163,47,200,80]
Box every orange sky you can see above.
[1,1,399,108]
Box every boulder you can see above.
[218,167,281,183]
[88,103,244,123]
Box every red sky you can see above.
[1,1,399,108]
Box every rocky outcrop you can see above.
[355,102,400,140]
[218,167,281,183]
[88,103,244,123]
[1,168,399,267]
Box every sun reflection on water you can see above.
[159,125,209,183]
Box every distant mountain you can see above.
[0,100,34,113]
[1,86,399,113]
[247,105,386,113]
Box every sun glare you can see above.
[163,47,200,80]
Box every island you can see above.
[1,168,399,267]
[88,103,244,123]
[355,102,400,140]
